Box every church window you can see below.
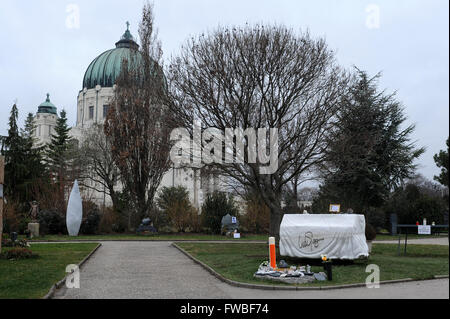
[89,106,94,120]
[103,105,110,119]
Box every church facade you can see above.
[33,24,224,210]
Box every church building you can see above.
[33,24,224,210]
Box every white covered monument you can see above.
[279,214,369,260]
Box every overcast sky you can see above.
[0,0,448,182]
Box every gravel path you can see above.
[53,241,449,299]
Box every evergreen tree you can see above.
[20,113,48,201]
[46,109,73,176]
[45,109,76,211]
[316,69,425,213]
[434,137,449,187]
[3,107,49,203]
[3,104,28,201]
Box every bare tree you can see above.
[79,124,120,210]
[104,3,175,229]
[168,25,350,237]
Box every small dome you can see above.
[37,93,57,115]
[82,23,141,90]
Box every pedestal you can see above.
[28,223,40,239]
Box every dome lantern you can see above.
[37,93,57,115]
[115,21,139,50]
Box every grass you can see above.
[26,233,268,242]
[22,232,448,242]
[0,243,99,299]
[176,242,449,287]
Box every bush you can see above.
[1,248,38,260]
[384,184,447,225]
[148,205,169,231]
[1,239,29,248]
[2,201,29,234]
[99,207,125,234]
[38,210,66,235]
[156,186,199,233]
[80,201,101,235]
[201,191,239,235]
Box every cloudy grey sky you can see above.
[0,0,448,182]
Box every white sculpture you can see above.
[66,180,83,236]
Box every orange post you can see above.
[269,237,276,269]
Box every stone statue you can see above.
[29,201,39,222]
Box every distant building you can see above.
[33,93,58,147]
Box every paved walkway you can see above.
[54,241,449,299]
[375,237,448,246]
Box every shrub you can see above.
[99,207,124,234]
[148,205,169,231]
[384,184,447,225]
[201,191,239,235]
[1,239,29,248]
[2,248,38,260]
[2,201,28,234]
[38,210,66,235]
[80,201,101,235]
[156,186,197,233]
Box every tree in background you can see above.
[45,109,78,213]
[434,137,449,188]
[315,69,425,213]
[3,106,47,204]
[169,25,350,238]
[384,178,447,225]
[79,124,120,211]
[2,105,49,234]
[105,3,175,230]
[201,191,239,234]
[3,104,27,201]
[21,113,48,202]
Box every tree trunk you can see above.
[269,204,283,242]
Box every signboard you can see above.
[329,204,341,213]
[231,217,237,224]
[418,225,431,235]
[233,233,241,239]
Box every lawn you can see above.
[0,243,99,299]
[27,233,268,242]
[176,242,449,287]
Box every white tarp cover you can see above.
[280,214,369,260]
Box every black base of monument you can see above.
[323,262,332,281]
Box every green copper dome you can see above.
[37,93,57,115]
[82,23,141,90]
